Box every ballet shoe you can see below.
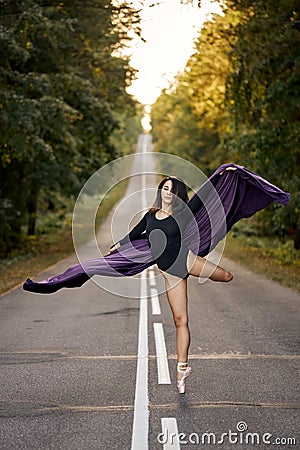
[177,364,191,394]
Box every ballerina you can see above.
[23,163,290,393]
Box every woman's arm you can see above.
[187,179,217,215]
[108,242,121,252]
[108,212,148,252]
[187,190,204,215]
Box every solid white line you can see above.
[142,133,148,154]
[131,137,149,450]
[161,418,181,449]
[131,269,149,450]
[150,287,161,315]
[153,323,171,384]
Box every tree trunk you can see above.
[294,228,300,250]
[27,183,39,236]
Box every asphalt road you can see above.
[0,135,299,450]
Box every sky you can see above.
[125,0,223,106]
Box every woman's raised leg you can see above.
[187,251,233,282]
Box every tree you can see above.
[152,9,238,172]
[224,0,300,242]
[0,0,141,252]
[152,1,299,244]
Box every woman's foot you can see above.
[177,362,191,394]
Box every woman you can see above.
[108,176,233,393]
[23,163,290,393]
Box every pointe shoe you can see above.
[177,364,192,394]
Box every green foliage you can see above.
[0,0,141,253]
[152,88,214,167]
[110,103,144,156]
[230,219,300,268]
[152,1,299,246]
[224,0,300,238]
[152,9,239,172]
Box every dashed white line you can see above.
[160,418,181,449]
[131,138,173,448]
[148,269,156,286]
[150,287,161,315]
[153,323,171,384]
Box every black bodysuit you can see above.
[117,195,203,279]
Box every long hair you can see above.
[149,176,189,216]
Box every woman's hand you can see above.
[106,242,121,255]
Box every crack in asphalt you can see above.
[0,351,299,365]
[0,400,299,418]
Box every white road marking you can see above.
[153,323,171,384]
[148,269,156,286]
[150,287,161,315]
[131,270,149,450]
[131,138,149,450]
[161,418,181,449]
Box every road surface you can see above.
[0,135,299,449]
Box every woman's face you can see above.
[161,179,173,206]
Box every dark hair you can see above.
[149,176,189,216]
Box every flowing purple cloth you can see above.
[23,163,290,294]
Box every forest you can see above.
[152,0,300,249]
[0,0,299,263]
[0,0,142,255]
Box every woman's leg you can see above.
[161,272,190,370]
[187,251,233,282]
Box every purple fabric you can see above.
[23,163,290,294]
[182,163,290,255]
[23,239,154,294]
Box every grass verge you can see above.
[224,232,300,293]
[0,180,127,296]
